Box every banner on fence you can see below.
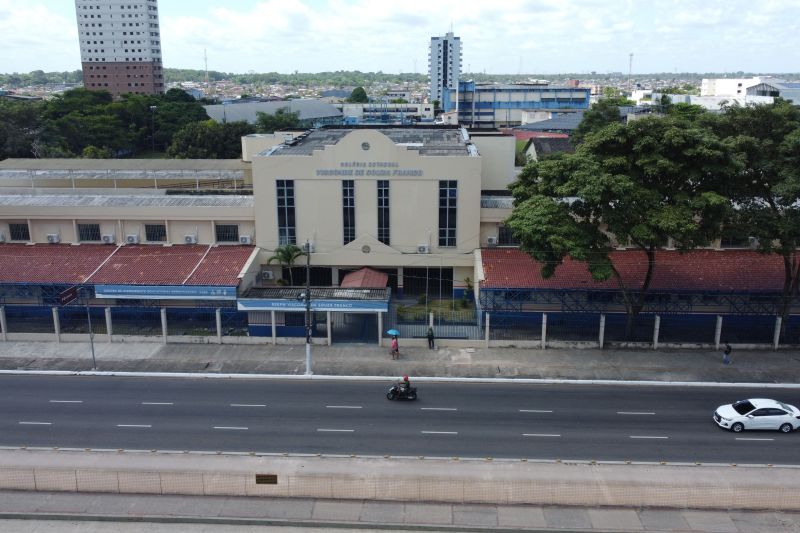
[237,298,387,313]
[95,284,237,300]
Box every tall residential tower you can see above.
[428,31,461,105]
[74,0,164,97]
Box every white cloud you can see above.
[0,0,79,72]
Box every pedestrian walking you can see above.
[427,326,435,349]
[722,342,732,365]
[391,335,399,360]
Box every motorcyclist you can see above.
[399,375,411,394]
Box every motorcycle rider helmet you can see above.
[403,375,408,381]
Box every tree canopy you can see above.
[571,96,634,144]
[255,108,302,133]
[167,120,255,159]
[347,87,369,103]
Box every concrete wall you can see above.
[470,133,516,191]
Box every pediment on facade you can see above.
[342,234,401,256]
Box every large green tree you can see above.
[507,113,737,336]
[167,120,255,159]
[255,107,301,133]
[571,96,634,144]
[347,86,369,103]
[0,99,44,158]
[712,100,800,329]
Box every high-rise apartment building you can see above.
[428,31,461,105]
[74,0,164,97]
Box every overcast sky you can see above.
[1,0,798,75]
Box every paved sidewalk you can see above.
[2,491,800,532]
[0,340,799,383]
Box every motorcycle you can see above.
[386,383,417,401]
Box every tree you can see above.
[712,100,800,330]
[167,120,255,159]
[267,245,306,285]
[348,86,368,103]
[255,107,301,133]
[507,113,737,337]
[571,96,634,144]
[82,145,112,158]
[0,99,44,158]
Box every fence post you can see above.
[105,307,113,342]
[541,313,547,350]
[52,307,61,343]
[271,310,277,345]
[484,312,490,348]
[429,312,434,328]
[774,316,782,350]
[0,306,6,341]
[160,308,168,344]
[377,311,383,347]
[653,315,661,350]
[714,315,723,350]
[216,308,222,344]
[326,311,332,346]
[599,314,606,349]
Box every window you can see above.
[342,180,355,245]
[498,225,519,246]
[215,224,239,243]
[78,223,101,242]
[9,223,30,241]
[276,180,296,245]
[145,223,166,242]
[438,180,457,247]
[377,180,390,245]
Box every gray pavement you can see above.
[3,491,800,532]
[0,340,798,383]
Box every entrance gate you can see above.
[330,312,378,343]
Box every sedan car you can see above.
[714,398,800,433]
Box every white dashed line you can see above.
[523,433,561,437]
[519,409,553,413]
[420,408,458,411]
[19,421,51,425]
[214,426,248,430]
[617,412,656,415]
[117,424,151,428]
[317,428,355,432]
[736,437,775,441]
[421,431,458,435]
[49,400,82,404]
[141,402,173,406]
[230,404,266,408]
[326,405,362,409]
[630,435,668,439]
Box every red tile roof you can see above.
[0,244,115,284]
[480,248,785,292]
[340,267,389,288]
[0,243,255,287]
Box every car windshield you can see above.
[777,401,793,412]
[732,400,756,415]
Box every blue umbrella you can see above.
[386,329,400,336]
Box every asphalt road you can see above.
[1,375,799,464]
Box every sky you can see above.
[1,0,798,75]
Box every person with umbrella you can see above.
[387,329,400,360]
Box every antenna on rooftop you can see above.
[628,52,634,90]
[204,48,210,95]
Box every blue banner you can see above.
[238,298,387,313]
[95,285,237,300]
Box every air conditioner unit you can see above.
[47,233,60,244]
[238,235,252,245]
[261,269,275,280]
[184,234,198,244]
[748,236,760,249]
[303,242,315,253]
[486,236,498,247]
[125,234,139,244]
[417,244,430,254]
[101,234,115,244]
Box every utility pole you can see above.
[84,288,97,370]
[149,105,157,153]
[304,240,312,375]
[628,53,634,91]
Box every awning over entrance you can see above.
[238,287,390,313]
[340,267,389,288]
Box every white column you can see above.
[484,312,490,348]
[331,267,339,286]
[599,314,606,349]
[429,312,434,328]
[0,306,7,341]
[105,307,113,341]
[377,311,383,347]
[326,311,332,346]
[653,315,661,350]
[52,307,61,343]
[160,308,168,343]
[714,315,723,350]
[216,308,222,344]
[541,313,547,350]
[774,316,783,350]
[271,310,276,345]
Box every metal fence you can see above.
[166,308,216,336]
[59,306,108,335]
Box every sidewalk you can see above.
[0,339,797,383]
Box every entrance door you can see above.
[330,312,378,343]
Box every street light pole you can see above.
[304,240,312,375]
[149,105,157,153]
[83,287,97,370]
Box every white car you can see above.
[714,398,800,433]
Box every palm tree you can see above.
[267,244,306,286]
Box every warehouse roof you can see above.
[0,195,254,208]
[204,99,342,124]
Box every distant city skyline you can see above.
[1,0,798,76]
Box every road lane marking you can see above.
[49,400,82,404]
[230,404,266,408]
[117,424,151,428]
[421,431,458,435]
[317,428,354,432]
[19,421,51,425]
[519,409,553,413]
[326,405,362,409]
[618,412,655,415]
[420,408,458,411]
[523,433,561,437]
[141,402,173,406]
[736,437,775,441]
[214,426,248,430]
[630,435,668,439]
